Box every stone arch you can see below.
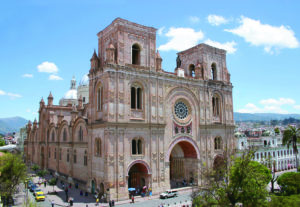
[166,136,200,160]
[132,43,141,65]
[58,120,69,142]
[211,62,217,80]
[189,64,195,77]
[72,118,87,142]
[126,160,151,176]
[49,124,56,142]
[213,154,225,170]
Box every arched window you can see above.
[212,94,221,118]
[131,85,143,110]
[54,148,57,160]
[52,131,55,141]
[67,149,69,162]
[95,139,101,156]
[48,148,51,158]
[79,126,83,141]
[63,128,67,141]
[132,44,141,65]
[132,138,144,155]
[211,63,217,80]
[73,150,77,163]
[132,139,137,154]
[84,150,87,166]
[137,139,142,154]
[214,137,222,150]
[97,86,103,111]
[189,64,195,77]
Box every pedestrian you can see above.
[131,195,134,203]
[51,200,54,207]
[62,184,64,189]
[69,183,72,188]
[44,180,47,187]
[96,198,99,206]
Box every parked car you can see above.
[27,180,34,189]
[33,188,42,196]
[35,191,45,201]
[160,190,178,199]
[30,184,38,192]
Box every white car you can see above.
[160,190,178,199]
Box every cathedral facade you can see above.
[24,18,235,201]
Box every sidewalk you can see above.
[31,174,193,206]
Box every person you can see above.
[51,201,54,207]
[44,180,47,187]
[96,198,99,206]
[131,195,134,203]
[109,200,112,207]
[112,200,115,206]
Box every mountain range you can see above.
[0,116,28,135]
[0,113,300,135]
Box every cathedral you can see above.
[24,18,235,201]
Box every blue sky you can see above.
[1,0,300,120]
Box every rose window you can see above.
[174,101,189,120]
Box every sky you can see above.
[1,0,300,121]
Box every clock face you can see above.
[174,101,189,120]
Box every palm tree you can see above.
[282,125,300,172]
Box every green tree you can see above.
[48,177,57,192]
[36,169,48,179]
[274,127,280,135]
[277,172,300,195]
[0,153,28,201]
[192,150,271,207]
[269,194,300,207]
[282,126,300,172]
[31,164,40,173]
[0,138,5,146]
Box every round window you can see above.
[174,101,189,120]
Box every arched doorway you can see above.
[169,140,198,188]
[127,161,150,192]
[213,155,225,180]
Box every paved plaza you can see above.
[12,173,193,207]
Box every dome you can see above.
[63,89,77,99]
[79,74,89,86]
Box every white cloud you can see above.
[204,39,237,54]
[158,27,204,51]
[0,89,22,99]
[237,103,289,114]
[225,16,299,53]
[26,108,38,115]
[189,16,200,23]
[293,105,300,110]
[260,98,295,106]
[37,61,58,73]
[157,27,165,36]
[207,15,228,26]
[49,74,63,80]
[0,90,5,95]
[22,73,33,78]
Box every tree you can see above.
[37,169,48,179]
[274,127,280,135]
[0,153,28,202]
[192,150,271,207]
[277,172,300,195]
[0,138,5,146]
[48,177,57,193]
[282,126,300,172]
[31,164,40,173]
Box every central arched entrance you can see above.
[168,138,199,188]
[127,161,151,192]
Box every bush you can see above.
[0,138,5,146]
[269,194,300,207]
[277,172,300,195]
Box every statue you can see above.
[176,55,181,68]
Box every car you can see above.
[35,191,45,201]
[30,184,38,192]
[160,190,178,199]
[33,188,42,196]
